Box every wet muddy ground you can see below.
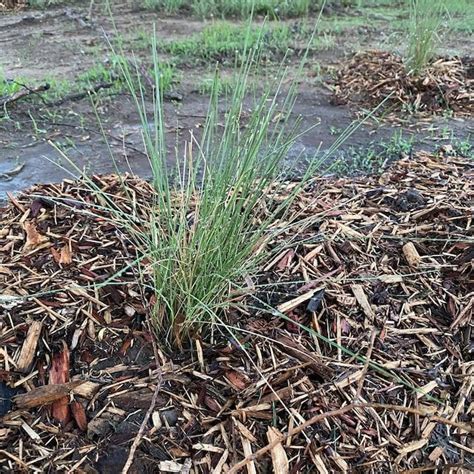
[1,1,473,201]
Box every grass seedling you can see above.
[0,68,25,98]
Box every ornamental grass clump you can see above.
[59,10,367,346]
[112,28,325,344]
[406,0,444,75]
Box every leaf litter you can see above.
[0,149,472,472]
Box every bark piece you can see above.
[13,381,84,409]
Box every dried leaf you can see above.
[23,221,49,251]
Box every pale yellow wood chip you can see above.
[428,446,445,462]
[157,460,183,472]
[266,427,289,474]
[416,380,438,399]
[16,321,43,373]
[212,449,229,474]
[378,274,403,283]
[21,422,41,441]
[72,381,101,399]
[334,369,365,389]
[240,436,257,474]
[191,444,224,454]
[337,223,365,240]
[311,452,329,474]
[277,288,323,314]
[403,242,421,267]
[397,438,428,455]
[351,285,375,321]
[233,418,257,443]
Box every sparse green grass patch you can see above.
[161,21,292,63]
[0,69,24,98]
[76,56,177,93]
[144,0,316,19]
[198,71,239,95]
[160,20,337,65]
[144,0,186,14]
[1,56,178,112]
[448,138,473,158]
[444,0,474,33]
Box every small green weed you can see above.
[332,132,413,176]
[77,56,178,94]
[449,139,473,158]
[144,0,186,14]
[0,71,23,98]
[29,0,67,7]
[1,56,177,111]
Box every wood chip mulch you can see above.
[331,50,474,118]
[0,0,26,11]
[0,150,473,473]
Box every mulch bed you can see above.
[331,50,474,118]
[0,150,472,473]
[0,0,26,11]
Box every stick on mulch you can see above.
[0,150,472,472]
[0,83,50,109]
[331,50,473,118]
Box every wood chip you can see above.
[1,150,471,472]
[351,284,375,321]
[16,321,42,373]
[403,242,421,267]
[266,427,289,474]
[277,288,323,313]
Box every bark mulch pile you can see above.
[0,0,26,11]
[0,150,472,473]
[331,50,474,118]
